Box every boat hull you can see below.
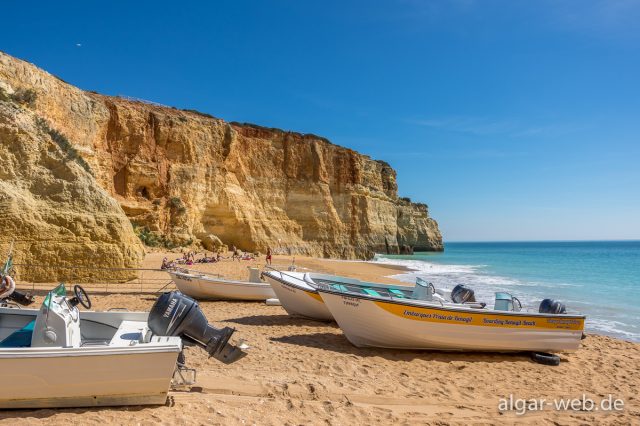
[263,272,333,320]
[171,272,276,301]
[318,291,585,352]
[0,343,181,408]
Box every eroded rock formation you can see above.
[0,51,442,268]
[0,94,143,282]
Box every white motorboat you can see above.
[315,281,586,353]
[262,269,452,321]
[169,267,276,301]
[262,271,333,320]
[0,284,245,408]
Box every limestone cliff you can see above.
[0,51,442,264]
[0,91,143,282]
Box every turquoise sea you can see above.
[374,241,640,342]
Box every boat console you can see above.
[31,284,91,348]
[494,292,522,312]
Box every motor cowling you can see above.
[451,284,476,303]
[538,298,566,314]
[148,291,245,364]
[8,290,35,306]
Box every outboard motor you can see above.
[7,290,35,306]
[451,284,476,303]
[148,291,245,364]
[538,298,566,314]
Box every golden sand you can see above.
[0,253,638,425]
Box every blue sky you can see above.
[2,1,639,241]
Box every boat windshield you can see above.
[42,283,67,310]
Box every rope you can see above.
[14,264,164,272]
[10,263,175,294]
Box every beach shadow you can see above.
[0,405,150,421]
[224,314,336,328]
[271,332,534,364]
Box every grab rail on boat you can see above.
[263,266,306,283]
[172,267,222,279]
[264,266,448,307]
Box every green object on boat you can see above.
[330,283,349,292]
[42,283,67,310]
[1,254,13,275]
[389,289,406,298]
[363,288,381,297]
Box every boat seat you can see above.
[109,320,149,347]
[0,320,35,348]
[363,288,381,297]
[389,289,406,298]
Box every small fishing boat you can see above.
[262,269,452,321]
[315,281,586,353]
[169,267,276,301]
[0,284,245,408]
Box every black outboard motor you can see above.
[8,290,35,306]
[148,291,245,364]
[538,298,566,314]
[451,284,476,303]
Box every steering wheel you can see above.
[428,282,436,295]
[72,285,92,309]
[512,296,522,311]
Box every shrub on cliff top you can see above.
[181,109,217,119]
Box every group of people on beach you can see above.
[160,246,273,269]
[230,245,272,264]
[161,251,223,269]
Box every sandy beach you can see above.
[1,252,638,425]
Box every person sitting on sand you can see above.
[240,252,255,261]
[161,257,171,270]
[266,247,272,265]
[216,252,223,261]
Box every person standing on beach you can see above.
[266,247,272,265]
[232,245,240,261]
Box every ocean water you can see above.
[374,241,640,342]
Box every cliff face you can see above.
[0,91,143,282]
[0,51,442,263]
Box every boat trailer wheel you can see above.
[73,285,92,309]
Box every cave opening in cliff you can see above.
[137,186,151,200]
